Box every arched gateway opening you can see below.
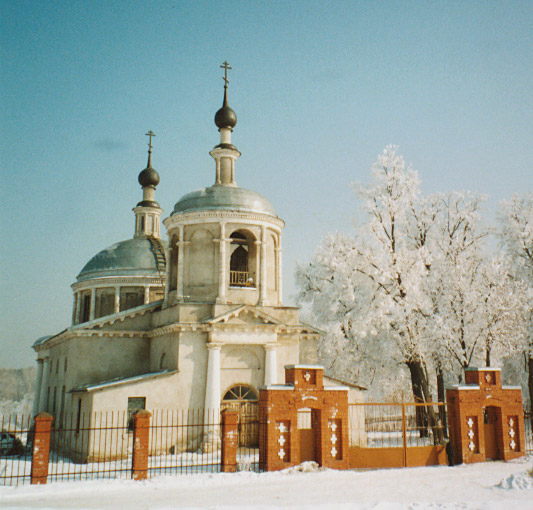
[221,384,259,447]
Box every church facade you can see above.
[31,68,350,447]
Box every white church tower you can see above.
[164,62,283,309]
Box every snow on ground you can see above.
[1,457,532,510]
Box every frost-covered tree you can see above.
[427,192,489,377]
[498,193,533,407]
[299,146,439,411]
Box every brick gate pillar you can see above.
[30,412,53,484]
[221,409,238,472]
[132,410,151,481]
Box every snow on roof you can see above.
[447,384,481,390]
[464,367,502,372]
[70,370,177,393]
[323,375,367,391]
[258,384,295,391]
[284,364,324,370]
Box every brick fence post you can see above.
[30,412,53,485]
[221,409,238,473]
[132,410,151,481]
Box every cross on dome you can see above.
[220,61,232,88]
[146,130,156,151]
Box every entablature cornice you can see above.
[34,329,147,351]
[163,210,285,231]
[72,276,165,291]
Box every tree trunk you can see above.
[436,367,448,438]
[406,360,444,445]
[527,352,533,428]
[485,348,491,368]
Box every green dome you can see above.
[172,185,276,217]
[77,237,167,282]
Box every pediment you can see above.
[206,305,284,327]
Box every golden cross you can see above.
[145,130,156,150]
[220,61,232,88]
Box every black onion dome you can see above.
[138,166,160,187]
[215,105,237,129]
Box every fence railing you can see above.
[349,402,447,448]
[0,408,259,486]
[1,404,530,486]
[525,408,532,455]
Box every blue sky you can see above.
[1,1,532,368]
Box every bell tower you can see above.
[164,63,284,308]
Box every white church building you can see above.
[31,66,364,452]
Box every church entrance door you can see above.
[221,385,259,447]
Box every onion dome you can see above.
[138,166,160,187]
[215,89,237,129]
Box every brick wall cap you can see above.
[447,384,480,390]
[284,364,324,370]
[465,367,501,372]
[324,386,349,391]
[502,385,523,390]
[34,412,53,420]
[259,384,295,390]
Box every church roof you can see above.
[172,185,277,217]
[70,369,177,392]
[77,237,168,282]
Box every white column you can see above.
[259,226,268,305]
[264,344,278,385]
[177,226,186,302]
[89,289,96,321]
[114,286,120,314]
[144,286,150,304]
[32,359,44,416]
[204,342,221,413]
[72,292,78,325]
[217,223,227,303]
[203,340,222,450]
[76,293,83,324]
[38,358,50,412]
[276,234,283,305]
[163,242,171,306]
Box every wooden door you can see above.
[298,408,316,462]
[483,407,499,460]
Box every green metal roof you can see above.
[172,185,277,217]
[77,237,167,282]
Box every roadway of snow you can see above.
[1,457,532,510]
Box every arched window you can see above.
[222,385,258,402]
[159,353,166,370]
[229,231,256,287]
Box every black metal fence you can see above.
[0,408,260,486]
[0,414,32,486]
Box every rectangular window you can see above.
[64,357,68,372]
[59,387,66,429]
[52,387,57,418]
[127,397,146,430]
[76,399,82,434]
